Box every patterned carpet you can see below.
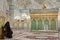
[4,29,60,40]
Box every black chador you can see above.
[3,21,13,38]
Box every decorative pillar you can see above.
[36,19,38,30]
[7,0,14,28]
[42,16,44,30]
[56,17,58,31]
[49,16,51,30]
[29,20,31,32]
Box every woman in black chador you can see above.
[3,21,13,38]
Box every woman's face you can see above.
[4,28,6,31]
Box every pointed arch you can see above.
[44,18,49,30]
[31,19,36,30]
[44,18,49,25]
[38,19,42,30]
[51,19,56,30]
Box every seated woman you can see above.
[3,21,13,38]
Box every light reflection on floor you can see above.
[4,29,60,40]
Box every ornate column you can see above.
[36,19,38,30]
[56,16,58,31]
[49,16,51,30]
[42,16,44,30]
[7,0,14,28]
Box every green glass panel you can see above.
[44,19,49,25]
[31,19,36,30]
[44,19,49,30]
[38,19,42,30]
[51,19,56,30]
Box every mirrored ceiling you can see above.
[0,0,60,11]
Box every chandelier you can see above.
[42,3,46,9]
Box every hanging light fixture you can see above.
[42,3,46,9]
[14,16,21,20]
